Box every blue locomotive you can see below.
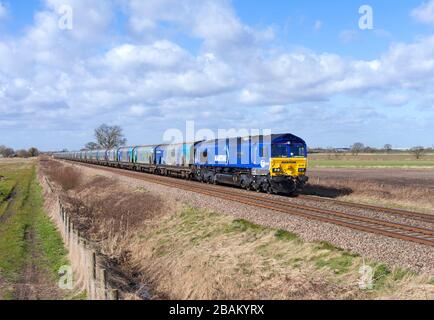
[54,133,308,195]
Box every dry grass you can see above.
[0,158,35,165]
[40,160,82,191]
[126,207,433,300]
[41,159,166,263]
[306,178,434,214]
[64,186,165,259]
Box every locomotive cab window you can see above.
[272,144,306,158]
[291,146,306,157]
[272,144,290,158]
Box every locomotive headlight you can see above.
[273,168,282,173]
[298,168,306,173]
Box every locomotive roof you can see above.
[198,133,306,145]
[62,133,306,154]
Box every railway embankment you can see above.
[38,161,151,300]
[39,159,434,299]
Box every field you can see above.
[308,153,434,169]
[0,159,74,300]
[305,153,434,213]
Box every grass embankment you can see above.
[131,207,433,300]
[0,161,70,300]
[309,153,434,168]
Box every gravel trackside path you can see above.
[66,162,434,275]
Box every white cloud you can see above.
[313,20,323,31]
[339,29,358,43]
[44,0,114,42]
[1,0,434,149]
[128,104,148,116]
[104,41,191,71]
[380,93,410,107]
[411,0,434,26]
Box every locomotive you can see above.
[54,133,309,195]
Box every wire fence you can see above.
[43,177,120,300]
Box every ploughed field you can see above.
[305,164,434,214]
[309,168,434,189]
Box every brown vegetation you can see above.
[41,160,82,191]
[39,159,167,296]
[305,176,434,213]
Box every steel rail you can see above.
[65,160,434,248]
[72,162,434,233]
[298,195,434,224]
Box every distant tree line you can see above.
[309,143,433,160]
[0,146,40,158]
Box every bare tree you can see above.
[384,144,392,154]
[326,146,335,160]
[94,124,127,149]
[16,149,30,158]
[351,142,365,156]
[411,146,425,160]
[28,147,39,157]
[85,142,100,150]
[364,146,377,153]
[0,145,15,158]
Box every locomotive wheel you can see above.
[212,174,218,185]
[262,182,272,194]
[240,179,248,189]
[266,186,273,194]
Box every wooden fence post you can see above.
[91,251,96,280]
[47,184,124,301]
[64,214,69,243]
[101,268,107,300]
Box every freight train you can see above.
[54,133,309,195]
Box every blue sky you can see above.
[0,0,434,150]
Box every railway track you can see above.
[299,195,434,224]
[66,161,434,248]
